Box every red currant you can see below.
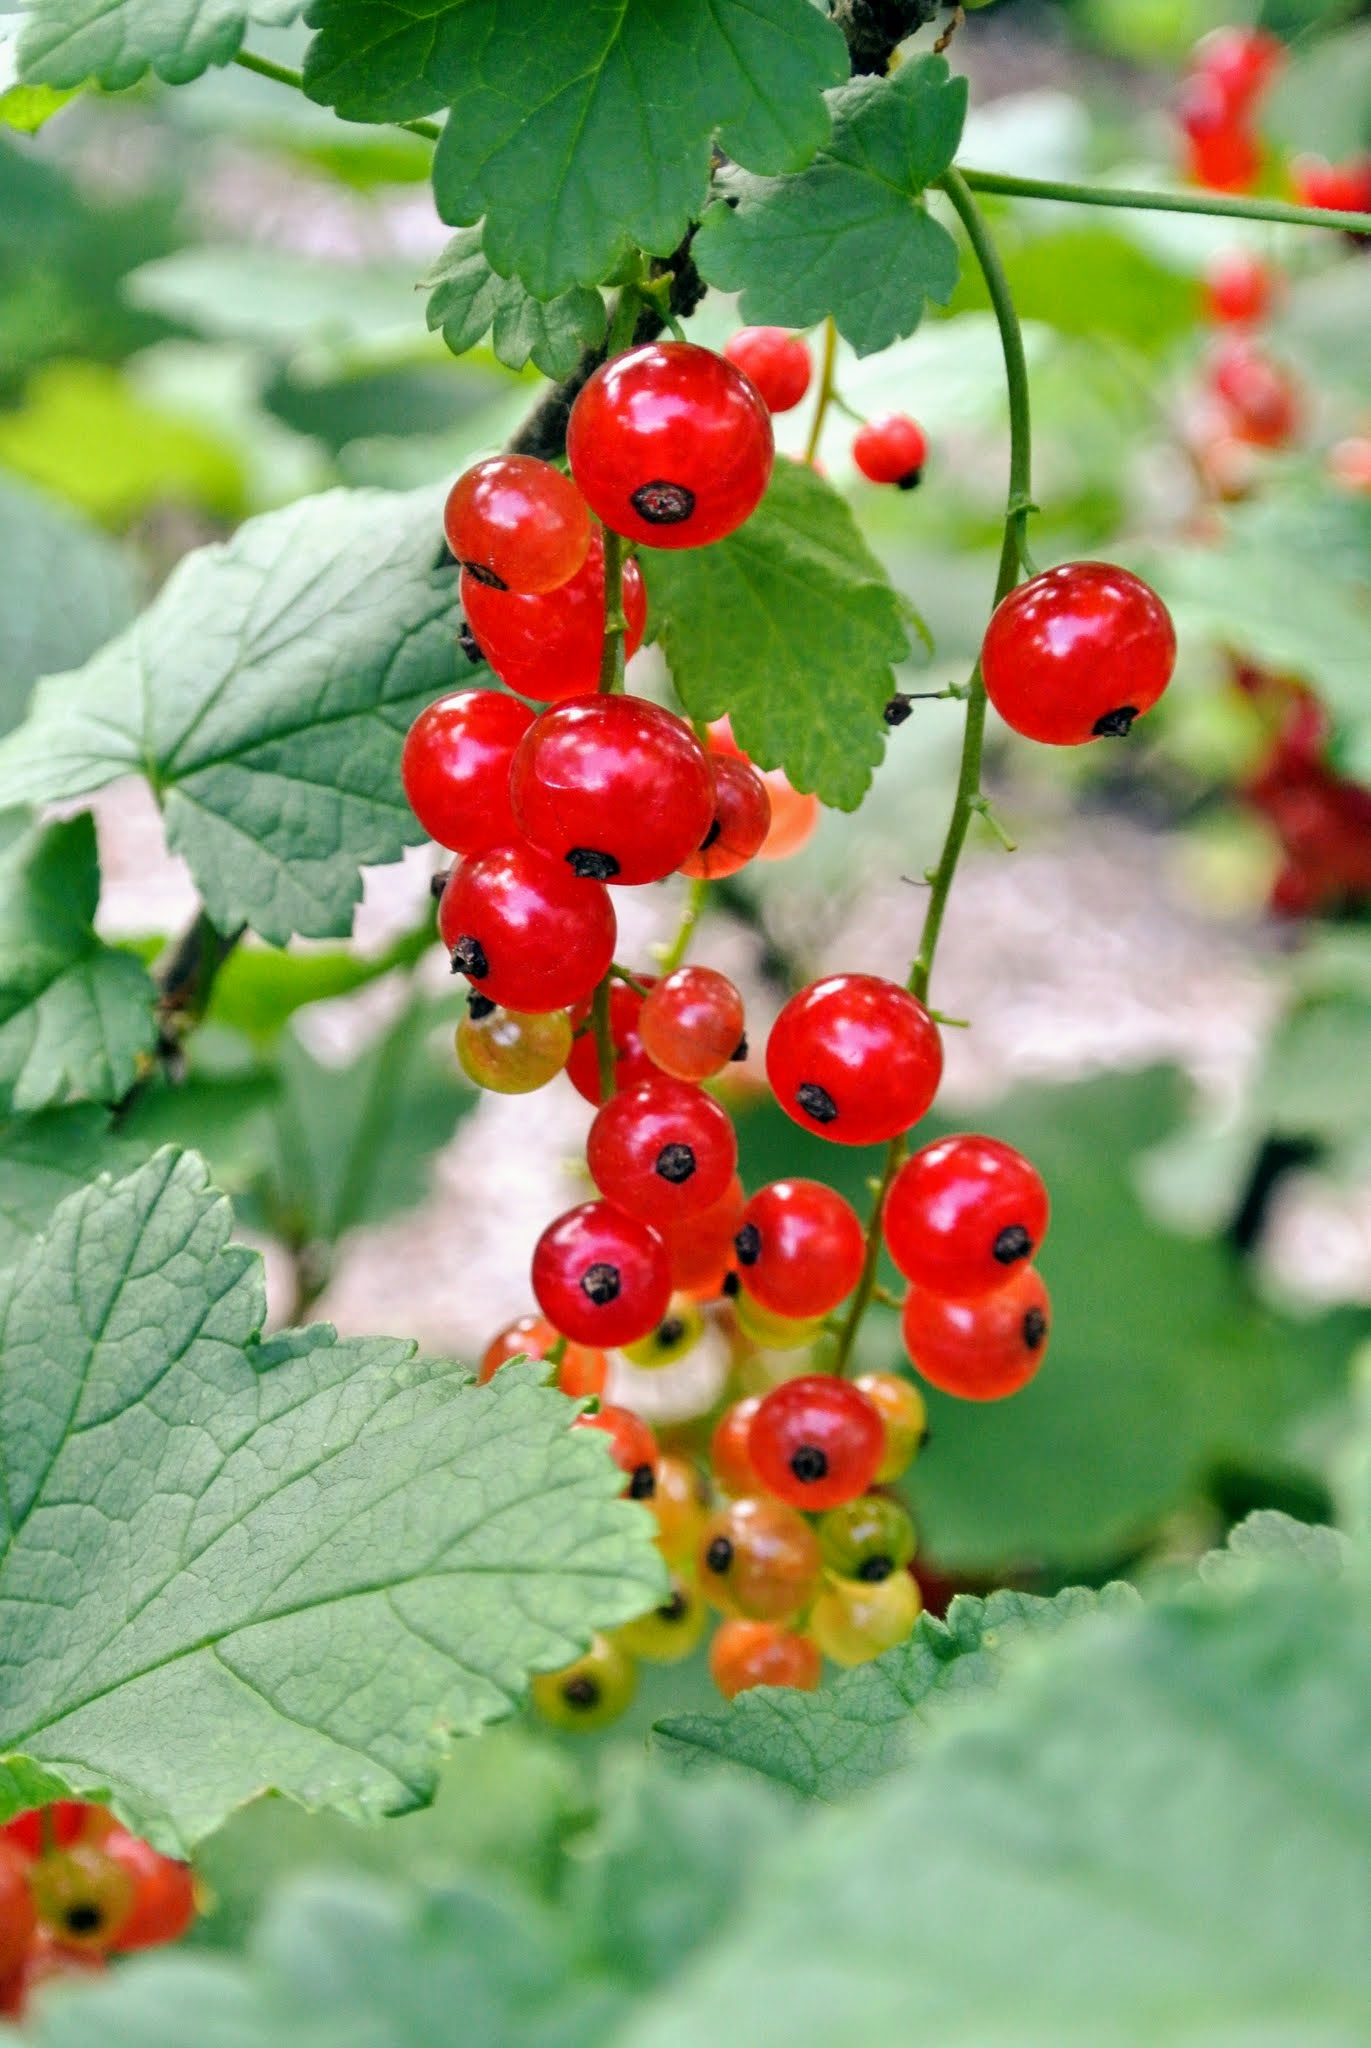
[29,1843,134,1953]
[735,1179,865,1319]
[901,1265,1051,1400]
[1292,155,1371,215]
[587,1077,738,1228]
[103,1833,196,1953]
[655,1174,746,1297]
[1330,437,1371,494]
[852,413,928,489]
[1176,76,1259,193]
[566,977,657,1105]
[0,1846,35,1981]
[1203,250,1274,326]
[884,1134,1049,1298]
[710,1394,764,1496]
[572,1403,659,1498]
[696,1495,822,1621]
[748,1374,884,1511]
[459,532,647,701]
[639,967,746,1081]
[532,1201,671,1349]
[981,562,1177,746]
[443,454,591,594]
[401,689,532,855]
[678,753,772,881]
[478,1314,608,1400]
[2,1805,104,1859]
[855,1371,929,1481]
[438,843,615,1012]
[722,327,813,415]
[1210,340,1300,449]
[456,999,571,1094]
[651,1451,710,1562]
[709,1618,821,1698]
[510,695,715,884]
[766,974,943,1146]
[567,341,774,549]
[707,719,818,862]
[1192,26,1283,114]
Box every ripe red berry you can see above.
[722,327,813,414]
[443,454,591,594]
[852,413,928,489]
[1291,154,1371,216]
[29,1843,134,1953]
[748,1374,884,1511]
[478,1314,608,1399]
[707,719,818,862]
[0,1845,36,1982]
[1203,250,1274,325]
[566,978,657,1105]
[639,967,746,1082]
[510,695,715,884]
[1176,76,1259,193]
[655,1174,745,1297]
[567,341,774,548]
[981,562,1177,745]
[735,1179,865,1319]
[401,689,532,855]
[884,1134,1050,1298]
[103,1833,196,1953]
[439,844,615,1012]
[710,1394,765,1496]
[532,1200,671,1349]
[1210,340,1300,449]
[2,1805,103,1860]
[696,1495,822,1622]
[1192,26,1283,115]
[679,753,772,880]
[766,973,944,1146]
[459,533,648,701]
[709,1618,822,1698]
[572,1403,660,1499]
[901,1265,1051,1400]
[587,1077,738,1228]
[1330,437,1371,494]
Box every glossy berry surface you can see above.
[103,1834,196,1953]
[618,1575,707,1663]
[855,1372,929,1482]
[656,1174,746,1296]
[696,1495,822,1623]
[650,1452,710,1563]
[710,1395,764,1496]
[980,562,1177,746]
[1210,340,1300,448]
[817,1494,916,1581]
[735,1179,865,1319]
[443,454,590,594]
[640,966,746,1081]
[401,690,532,855]
[853,412,928,488]
[810,1568,921,1667]
[531,1634,635,1731]
[707,719,818,862]
[460,532,647,700]
[566,978,657,1105]
[572,1404,659,1499]
[588,1077,737,1228]
[767,974,944,1146]
[1203,250,1274,325]
[456,1001,572,1094]
[748,1373,884,1511]
[679,754,772,881]
[884,1133,1050,1298]
[439,843,615,1013]
[567,341,774,549]
[511,695,715,884]
[532,1201,671,1349]
[709,1618,822,1699]
[30,1844,134,1953]
[478,1314,607,1400]
[722,327,813,414]
[902,1264,1051,1401]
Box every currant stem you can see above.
[590,976,616,1101]
[597,528,628,694]
[656,875,708,974]
[233,49,442,139]
[803,318,839,466]
[956,164,1371,239]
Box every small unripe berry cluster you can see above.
[0,1803,196,2017]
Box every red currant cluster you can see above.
[0,1803,196,2017]
[1176,25,1284,194]
[722,325,928,489]
[1235,666,1371,918]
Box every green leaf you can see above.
[0,486,462,946]
[0,1148,664,1850]
[695,58,966,357]
[0,476,135,739]
[1198,1508,1354,1588]
[627,1578,1371,2048]
[18,0,303,90]
[424,228,606,380]
[945,223,1199,354]
[0,811,156,1113]
[303,0,849,298]
[0,24,78,132]
[0,1106,138,1267]
[641,460,908,809]
[655,1583,1137,1800]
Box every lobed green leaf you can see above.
[19,0,303,90]
[424,228,606,380]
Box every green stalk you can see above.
[233,49,442,139]
[957,165,1371,238]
